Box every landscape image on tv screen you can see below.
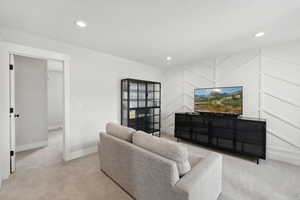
[194,87,243,114]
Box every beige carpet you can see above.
[0,131,300,200]
[0,130,131,200]
[179,139,300,200]
[15,130,63,170]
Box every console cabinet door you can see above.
[235,120,266,158]
[191,115,209,144]
[175,114,191,140]
[211,118,235,150]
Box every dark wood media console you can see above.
[175,112,266,164]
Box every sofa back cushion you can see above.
[106,122,135,142]
[133,131,191,176]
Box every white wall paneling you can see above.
[163,42,300,166]
[162,68,185,135]
[261,43,300,165]
[216,50,260,118]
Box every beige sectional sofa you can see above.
[98,122,222,200]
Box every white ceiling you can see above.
[1,0,300,67]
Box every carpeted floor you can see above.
[178,139,300,200]
[0,131,299,200]
[15,129,64,171]
[0,130,131,200]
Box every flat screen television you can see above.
[194,86,243,115]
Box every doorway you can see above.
[9,52,70,174]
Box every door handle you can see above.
[14,114,20,118]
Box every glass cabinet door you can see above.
[154,83,160,107]
[147,83,154,107]
[129,81,137,108]
[121,80,128,125]
[154,108,160,131]
[138,82,146,108]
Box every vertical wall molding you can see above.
[258,48,263,118]
[213,58,217,87]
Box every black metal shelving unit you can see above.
[121,78,161,136]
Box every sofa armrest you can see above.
[175,152,222,200]
[97,132,106,169]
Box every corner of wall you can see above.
[67,146,98,161]
[16,140,48,153]
[268,148,300,166]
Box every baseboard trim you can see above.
[68,146,98,161]
[48,125,63,131]
[16,140,48,153]
[268,147,300,166]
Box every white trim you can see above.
[67,146,98,161]
[268,147,300,166]
[258,48,262,118]
[9,54,16,173]
[213,58,217,87]
[16,140,48,153]
[48,125,63,131]
[62,59,71,161]
[1,41,71,180]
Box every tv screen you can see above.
[194,86,243,114]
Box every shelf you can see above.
[128,89,146,92]
[124,99,160,102]
[147,90,160,92]
[125,99,146,101]
[129,106,160,110]
[128,117,159,120]
[127,88,160,93]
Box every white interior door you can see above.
[9,54,16,173]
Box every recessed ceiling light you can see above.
[75,20,87,28]
[166,56,172,61]
[255,32,265,37]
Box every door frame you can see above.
[9,54,16,173]
[7,44,71,173]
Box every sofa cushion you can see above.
[133,131,191,176]
[106,122,135,142]
[188,153,202,168]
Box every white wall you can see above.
[15,55,48,152]
[0,28,164,180]
[47,69,63,130]
[163,41,300,166]
[0,42,10,183]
